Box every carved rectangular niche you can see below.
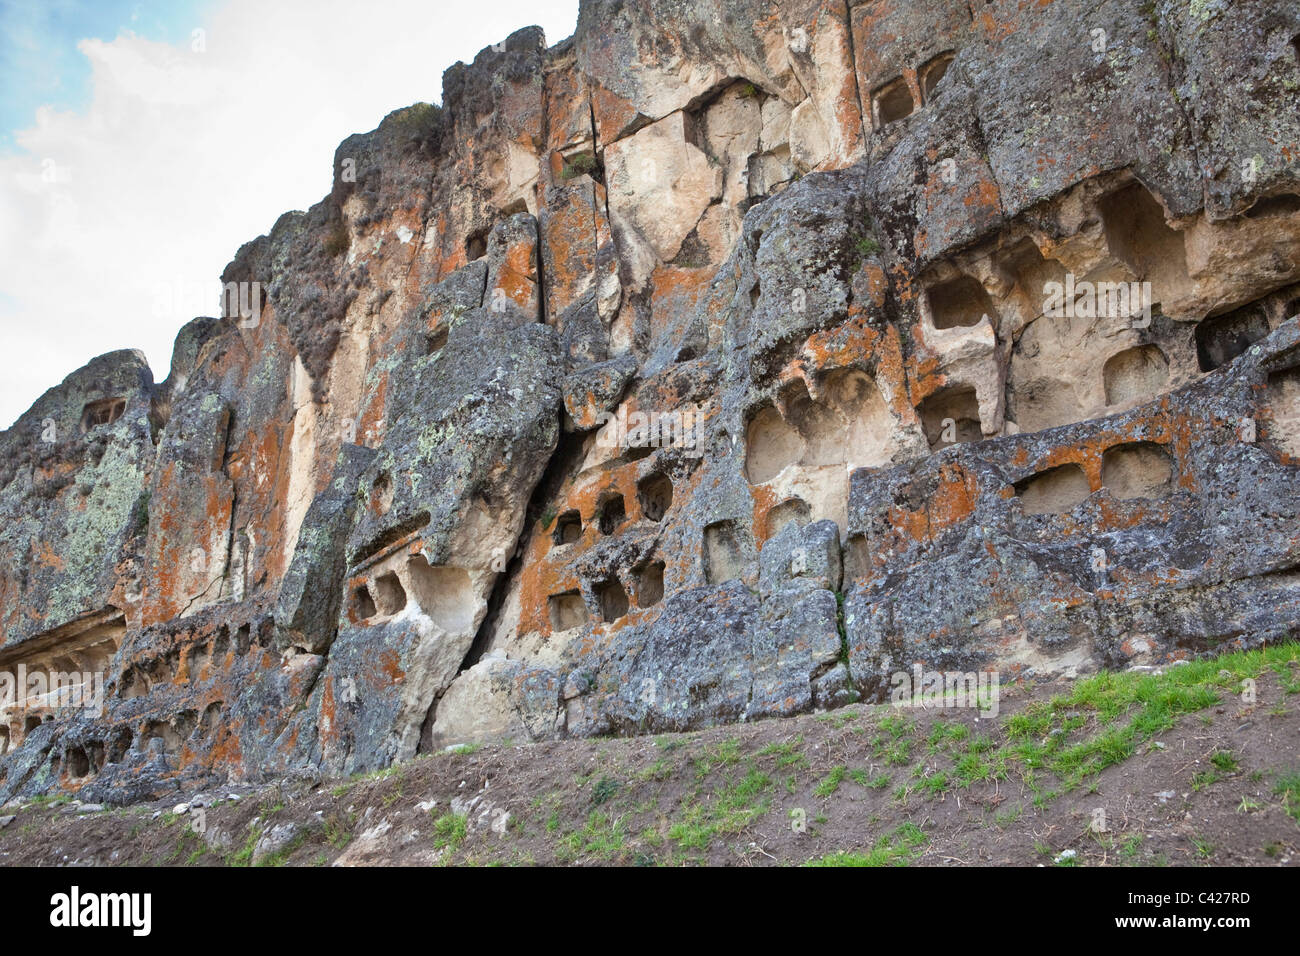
[0,609,124,743]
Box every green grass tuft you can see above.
[432,812,469,854]
[805,823,927,867]
[814,766,847,798]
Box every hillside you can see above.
[2,644,1297,866]
[1,0,1299,857]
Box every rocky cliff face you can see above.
[3,0,1300,803]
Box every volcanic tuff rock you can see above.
[3,0,1300,801]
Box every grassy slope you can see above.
[2,643,1299,867]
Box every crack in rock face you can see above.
[5,1,1300,802]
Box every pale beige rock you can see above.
[789,98,831,172]
[800,15,866,168]
[701,85,763,215]
[748,149,795,198]
[760,96,792,152]
[1182,204,1300,319]
[604,112,723,262]
[746,371,915,535]
[428,658,523,748]
[608,207,660,295]
[695,203,735,265]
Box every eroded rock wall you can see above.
[3,0,1300,801]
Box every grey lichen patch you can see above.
[52,443,148,619]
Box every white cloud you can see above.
[0,0,579,427]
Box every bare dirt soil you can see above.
[2,646,1298,867]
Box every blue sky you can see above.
[0,0,580,428]
[0,0,215,151]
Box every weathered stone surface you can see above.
[0,350,153,648]
[604,112,724,264]
[427,655,563,749]
[275,294,562,776]
[274,444,377,654]
[845,320,1300,691]
[4,0,1300,804]
[563,354,638,428]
